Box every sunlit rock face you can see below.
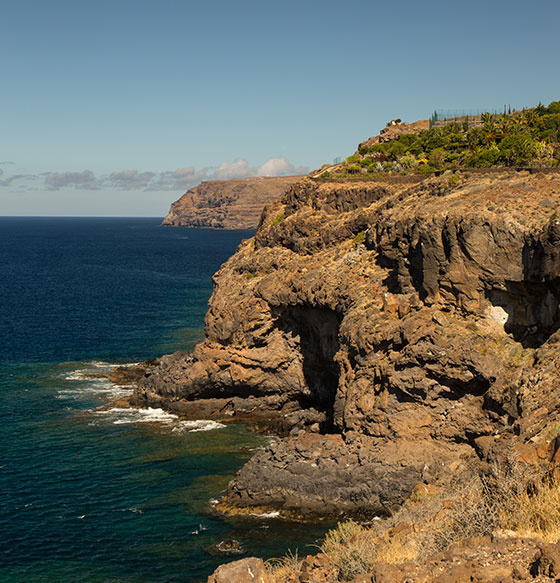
[162,175,302,230]
[135,171,560,519]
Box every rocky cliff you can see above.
[162,175,302,230]
[134,168,560,521]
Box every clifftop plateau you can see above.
[162,175,302,230]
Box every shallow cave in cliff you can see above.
[488,279,560,347]
[272,306,341,432]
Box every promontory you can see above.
[133,103,560,582]
[162,175,302,230]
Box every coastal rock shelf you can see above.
[133,170,560,519]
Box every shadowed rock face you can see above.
[162,175,302,230]
[134,171,560,519]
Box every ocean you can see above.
[0,218,326,583]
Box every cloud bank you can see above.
[0,157,307,193]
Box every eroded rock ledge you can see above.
[133,170,560,519]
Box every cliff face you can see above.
[162,175,302,230]
[134,170,560,519]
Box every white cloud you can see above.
[151,167,208,191]
[0,173,39,188]
[45,170,99,190]
[211,158,252,180]
[256,156,298,176]
[0,157,308,193]
[108,170,156,190]
[209,156,306,180]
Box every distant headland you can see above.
[162,175,303,230]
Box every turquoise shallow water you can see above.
[0,218,327,582]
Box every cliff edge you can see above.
[134,167,560,521]
[162,175,302,230]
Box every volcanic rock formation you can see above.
[162,175,302,230]
[134,169,560,519]
[211,535,560,583]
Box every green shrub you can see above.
[399,154,418,169]
[353,230,366,244]
[499,134,538,165]
[334,101,560,175]
[545,101,560,115]
[345,165,361,175]
[270,212,284,227]
[429,148,447,168]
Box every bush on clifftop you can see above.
[336,101,560,177]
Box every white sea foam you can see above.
[64,373,87,381]
[63,360,140,379]
[85,360,140,369]
[94,407,179,424]
[58,361,137,400]
[249,511,280,518]
[172,420,226,433]
[57,381,134,400]
[107,361,141,368]
[93,408,226,431]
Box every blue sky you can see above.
[1,0,559,216]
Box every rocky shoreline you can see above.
[134,169,560,518]
[122,161,560,580]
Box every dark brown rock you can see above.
[369,564,405,583]
[207,557,271,583]
[207,539,244,556]
[531,542,560,577]
[217,432,472,520]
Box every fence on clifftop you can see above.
[430,107,515,129]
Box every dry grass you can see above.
[265,549,302,580]
[373,530,419,565]
[320,520,375,580]
[320,520,365,554]
[414,462,560,551]
[268,461,560,581]
[317,519,420,580]
[497,469,560,542]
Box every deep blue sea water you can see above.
[0,218,326,583]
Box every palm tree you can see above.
[481,113,497,144]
